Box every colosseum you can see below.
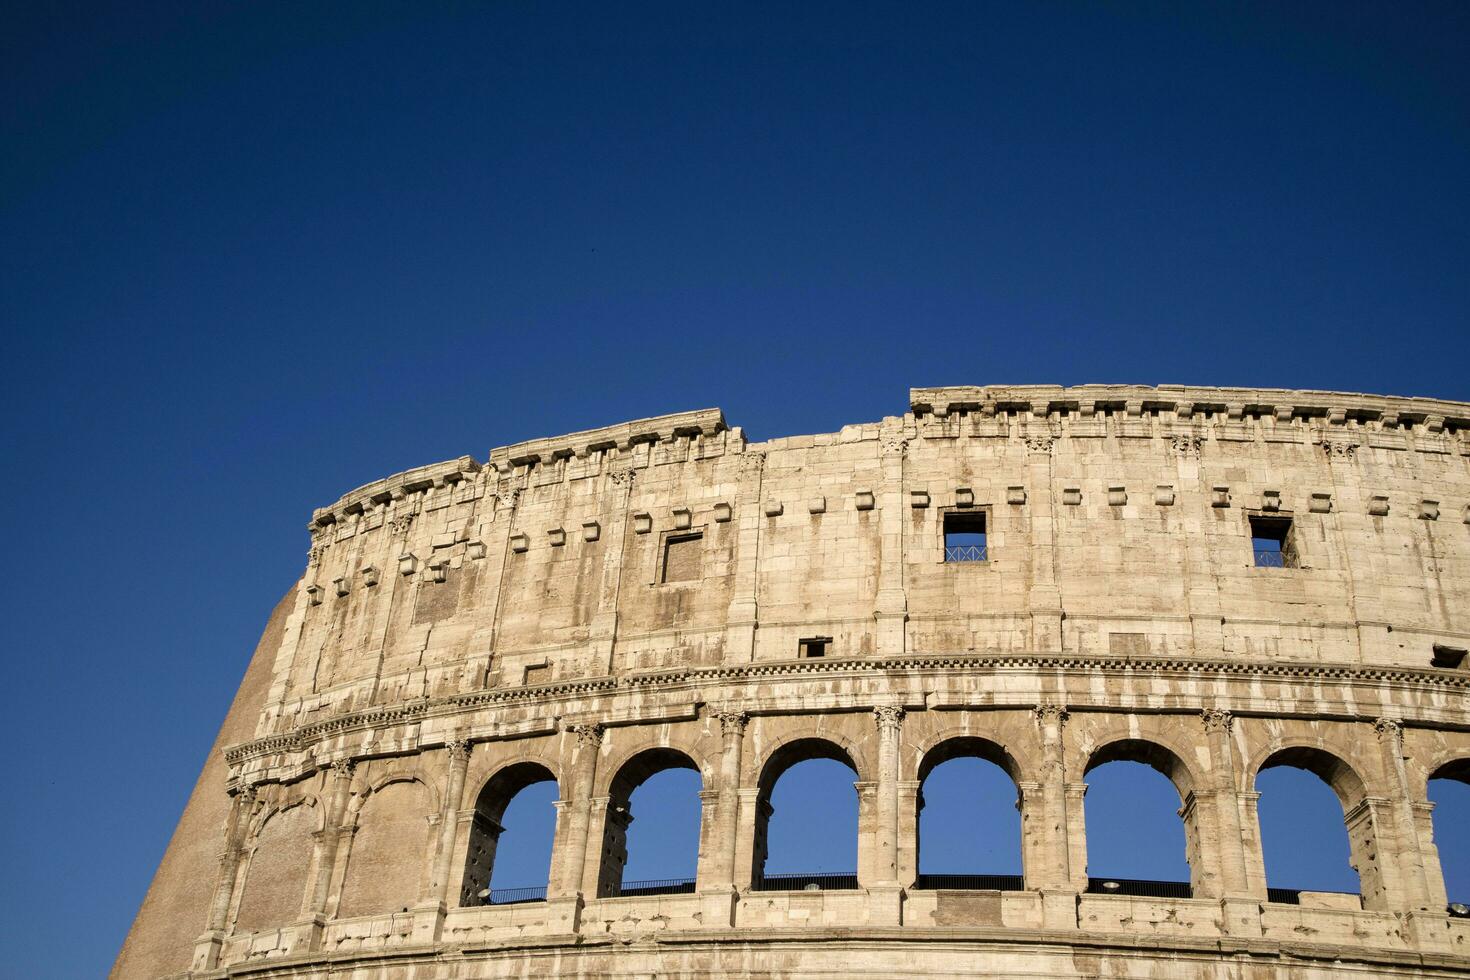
[116,383,1470,979]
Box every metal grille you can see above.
[1253,548,1285,567]
[1266,887,1301,904]
[483,885,547,905]
[944,543,988,562]
[914,873,1025,891]
[617,877,697,897]
[1086,877,1192,899]
[753,872,859,891]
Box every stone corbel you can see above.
[1107,486,1127,507]
[713,502,732,523]
[361,565,379,588]
[1368,495,1390,517]
[1007,486,1026,505]
[1154,485,1175,506]
[398,553,418,576]
[855,490,875,511]
[581,521,600,542]
[672,507,692,530]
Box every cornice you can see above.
[910,383,1470,427]
[224,652,1469,767]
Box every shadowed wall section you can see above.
[111,588,295,980]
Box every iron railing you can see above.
[1086,877,1192,899]
[914,873,1025,891]
[1253,548,1285,567]
[1266,887,1301,905]
[944,543,988,563]
[482,885,547,905]
[753,872,859,892]
[616,876,697,897]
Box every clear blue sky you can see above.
[3,3,1468,976]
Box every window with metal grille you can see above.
[943,511,987,563]
[1250,515,1297,568]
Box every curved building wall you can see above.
[117,384,1470,979]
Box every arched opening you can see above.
[753,738,860,891]
[598,748,702,898]
[914,737,1023,890]
[1256,747,1368,908]
[459,762,557,906]
[1428,758,1470,908]
[1083,740,1195,898]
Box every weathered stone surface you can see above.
[115,385,1470,978]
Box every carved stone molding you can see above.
[1033,703,1068,727]
[1200,708,1233,734]
[1024,435,1054,455]
[569,722,604,749]
[873,704,905,734]
[714,709,748,737]
[1170,434,1203,457]
[1374,717,1404,742]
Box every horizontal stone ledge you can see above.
[224,653,1470,766]
[213,920,1470,975]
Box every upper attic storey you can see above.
[307,407,735,530]
[303,386,1470,534]
[910,383,1470,431]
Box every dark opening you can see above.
[944,511,987,563]
[799,636,830,658]
[1250,515,1296,568]
[1432,645,1467,669]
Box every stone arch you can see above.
[1083,736,1198,802]
[345,766,442,826]
[913,735,1026,886]
[1253,744,1375,907]
[459,759,558,906]
[752,736,863,887]
[753,728,871,790]
[1427,755,1470,788]
[1245,737,1373,803]
[595,735,714,801]
[906,726,1036,787]
[596,746,705,897]
[1082,737,1201,891]
[1427,756,1470,907]
[337,773,436,918]
[234,798,320,934]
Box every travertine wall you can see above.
[116,385,1470,979]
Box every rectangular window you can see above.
[661,532,703,583]
[799,637,831,658]
[1250,515,1297,568]
[944,511,987,562]
[1432,645,1467,669]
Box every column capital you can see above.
[873,704,906,734]
[1373,717,1404,742]
[327,758,356,780]
[714,708,749,737]
[445,736,472,762]
[1201,708,1234,734]
[1034,703,1068,727]
[568,722,605,749]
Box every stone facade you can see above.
[115,384,1470,979]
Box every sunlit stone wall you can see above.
[116,384,1470,979]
